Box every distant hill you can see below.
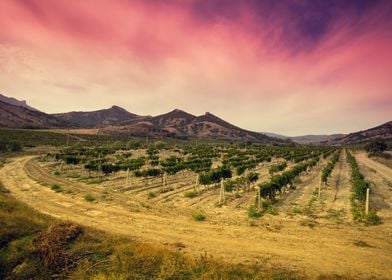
[0,93,39,111]
[0,101,66,128]
[52,106,139,128]
[262,132,346,144]
[322,121,392,145]
[100,109,279,142]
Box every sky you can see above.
[0,0,391,136]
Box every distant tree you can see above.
[365,138,387,154]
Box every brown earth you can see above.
[0,155,392,279]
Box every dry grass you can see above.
[33,222,83,271]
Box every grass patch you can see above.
[83,194,96,202]
[247,205,261,218]
[264,205,279,216]
[85,178,107,184]
[184,190,198,198]
[147,192,157,199]
[291,206,302,214]
[365,209,382,225]
[193,212,206,221]
[325,208,346,224]
[50,184,63,193]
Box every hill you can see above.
[0,101,67,128]
[322,121,392,145]
[262,132,346,144]
[0,93,39,111]
[52,105,139,128]
[100,109,279,142]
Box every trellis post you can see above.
[365,188,370,215]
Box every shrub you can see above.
[147,192,157,199]
[50,184,63,193]
[365,210,382,225]
[193,212,205,221]
[84,194,96,202]
[247,205,261,218]
[33,222,83,271]
[184,191,198,198]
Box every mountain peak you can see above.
[0,93,39,111]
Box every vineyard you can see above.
[1,140,391,278]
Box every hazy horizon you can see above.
[1,0,391,135]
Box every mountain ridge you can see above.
[0,94,390,144]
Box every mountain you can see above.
[0,93,39,111]
[0,101,66,128]
[100,109,279,142]
[262,131,346,144]
[290,134,346,144]
[322,121,392,145]
[52,105,139,128]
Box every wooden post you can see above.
[222,179,225,203]
[162,172,167,191]
[365,188,370,215]
[219,178,225,204]
[318,178,321,199]
[257,187,261,211]
[194,174,199,192]
[125,168,129,188]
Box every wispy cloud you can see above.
[0,0,391,135]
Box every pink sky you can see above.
[0,0,391,135]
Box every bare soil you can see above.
[1,155,392,279]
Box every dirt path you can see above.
[316,151,352,222]
[355,152,392,224]
[1,156,392,279]
[277,161,323,213]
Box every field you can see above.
[1,138,392,279]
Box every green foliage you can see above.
[83,194,96,202]
[193,212,206,221]
[365,209,382,225]
[50,184,63,193]
[268,161,287,175]
[321,150,340,183]
[259,157,319,199]
[198,165,232,185]
[247,205,261,218]
[147,192,157,199]
[346,150,381,225]
[346,151,368,201]
[184,191,198,198]
[246,172,259,183]
[224,179,236,192]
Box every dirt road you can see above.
[1,156,392,279]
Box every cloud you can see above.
[0,0,391,135]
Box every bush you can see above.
[33,222,83,271]
[193,212,205,221]
[366,210,382,225]
[147,192,157,199]
[184,191,198,198]
[84,194,96,202]
[50,184,63,193]
[247,205,261,218]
